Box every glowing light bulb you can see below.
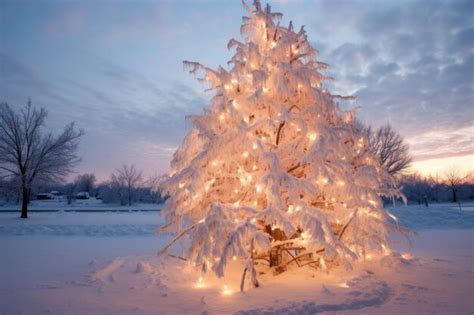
[307,132,318,142]
[242,151,249,158]
[232,255,237,261]
[253,200,258,206]
[300,231,311,243]
[222,284,233,296]
[194,276,206,289]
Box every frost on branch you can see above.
[159,0,405,288]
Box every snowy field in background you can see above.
[1,203,473,314]
[0,198,164,212]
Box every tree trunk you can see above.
[21,186,28,219]
[452,187,457,203]
[269,247,281,267]
[128,187,132,206]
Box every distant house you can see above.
[76,192,90,200]
[36,193,54,200]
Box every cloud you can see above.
[311,0,474,162]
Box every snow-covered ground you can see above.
[1,203,473,314]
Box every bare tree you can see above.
[358,122,412,176]
[74,173,96,195]
[445,168,466,203]
[0,100,84,218]
[112,164,143,206]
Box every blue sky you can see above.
[1,0,473,180]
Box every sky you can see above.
[1,0,473,181]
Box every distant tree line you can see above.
[1,100,470,217]
[0,166,166,207]
[398,170,473,205]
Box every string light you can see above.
[194,276,206,289]
[222,284,233,296]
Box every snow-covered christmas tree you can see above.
[160,0,404,290]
